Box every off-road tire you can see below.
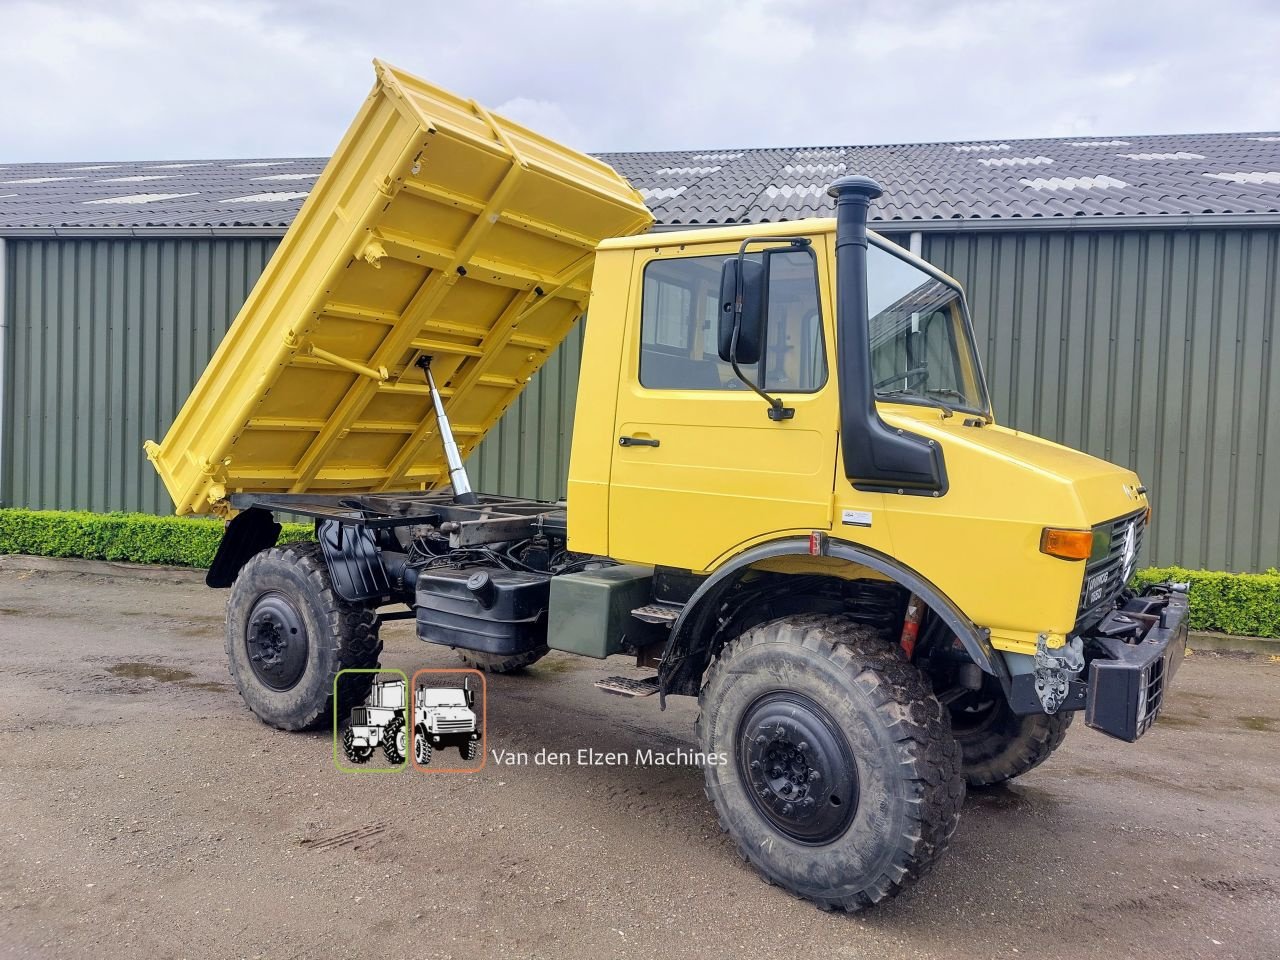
[697,614,964,912]
[454,646,548,673]
[949,676,1073,787]
[342,727,372,764]
[460,739,480,763]
[226,541,381,731]
[382,716,406,765]
[414,726,433,766]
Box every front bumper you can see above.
[1082,583,1189,742]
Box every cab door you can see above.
[608,237,839,572]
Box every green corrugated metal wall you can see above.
[922,229,1280,573]
[2,238,279,515]
[3,229,1278,571]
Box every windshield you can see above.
[867,243,989,416]
[418,688,468,707]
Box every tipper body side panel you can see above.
[147,60,652,515]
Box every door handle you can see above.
[618,436,660,448]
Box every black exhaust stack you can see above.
[828,176,947,495]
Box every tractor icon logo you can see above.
[414,677,481,766]
[342,677,407,765]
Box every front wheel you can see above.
[342,727,372,764]
[414,726,433,766]
[697,614,964,912]
[460,739,480,763]
[948,676,1073,787]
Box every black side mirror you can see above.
[718,257,765,365]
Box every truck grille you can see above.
[351,707,369,726]
[1078,508,1146,622]
[1138,656,1167,737]
[435,719,473,733]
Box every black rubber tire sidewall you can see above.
[455,646,548,674]
[950,680,1074,788]
[414,726,432,766]
[698,615,963,910]
[225,543,379,731]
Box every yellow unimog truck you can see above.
[147,61,1188,911]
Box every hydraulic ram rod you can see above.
[417,356,478,505]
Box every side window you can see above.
[639,249,826,392]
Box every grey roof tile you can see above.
[2,132,1280,232]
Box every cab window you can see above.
[639,250,826,392]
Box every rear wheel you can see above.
[948,676,1073,787]
[454,646,547,674]
[226,541,381,731]
[697,614,964,911]
[382,717,406,764]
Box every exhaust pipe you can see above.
[828,176,946,495]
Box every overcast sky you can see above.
[2,0,1279,163]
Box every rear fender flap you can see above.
[206,508,281,588]
[317,519,391,604]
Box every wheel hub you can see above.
[738,692,858,845]
[245,592,309,691]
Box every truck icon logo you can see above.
[341,677,407,765]
[413,676,481,767]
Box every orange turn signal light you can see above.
[1040,527,1093,561]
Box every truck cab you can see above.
[573,204,1153,673]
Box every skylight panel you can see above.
[1203,171,1280,185]
[83,193,199,204]
[219,192,310,203]
[977,156,1054,167]
[1019,175,1127,191]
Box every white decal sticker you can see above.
[841,509,873,527]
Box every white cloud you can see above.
[0,0,1278,162]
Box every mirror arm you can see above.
[730,237,809,422]
[729,325,793,421]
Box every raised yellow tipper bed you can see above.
[146,60,652,515]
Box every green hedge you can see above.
[3,509,1278,639]
[0,508,312,569]
[1133,566,1280,640]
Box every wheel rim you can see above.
[736,691,858,845]
[245,592,309,691]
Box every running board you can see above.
[594,675,660,698]
[630,603,681,626]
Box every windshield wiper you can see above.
[878,389,954,419]
[925,388,992,423]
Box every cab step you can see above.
[630,603,681,625]
[594,675,660,698]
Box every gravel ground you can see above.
[0,561,1277,960]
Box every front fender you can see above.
[657,535,1000,701]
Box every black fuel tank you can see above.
[415,566,550,655]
